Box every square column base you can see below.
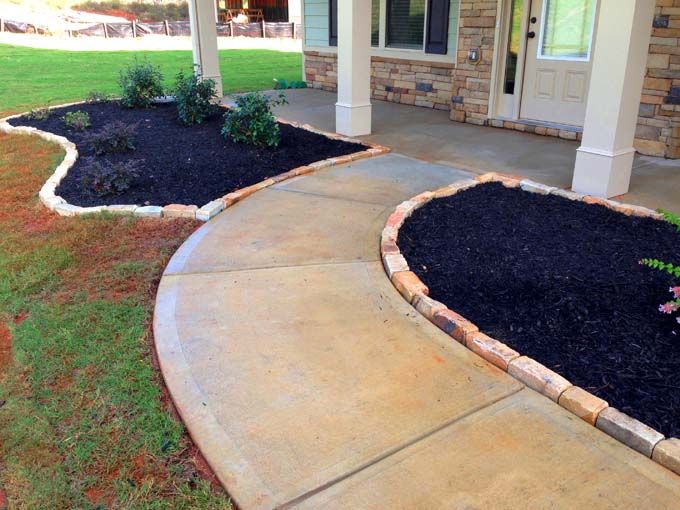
[571,146,636,198]
[336,102,372,137]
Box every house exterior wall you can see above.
[302,0,680,158]
[636,0,680,158]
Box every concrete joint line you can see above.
[163,259,383,278]
[275,386,525,510]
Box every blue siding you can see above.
[304,0,329,47]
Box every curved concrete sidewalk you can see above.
[154,154,680,509]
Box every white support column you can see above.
[336,0,372,136]
[571,0,655,198]
[188,0,223,97]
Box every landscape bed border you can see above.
[0,101,390,222]
[380,172,680,477]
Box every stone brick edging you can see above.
[0,103,390,222]
[381,171,680,476]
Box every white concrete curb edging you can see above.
[381,171,680,477]
[1,101,390,222]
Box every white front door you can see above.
[520,0,598,127]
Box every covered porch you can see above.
[270,88,680,213]
[187,0,671,200]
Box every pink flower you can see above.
[659,302,679,314]
[671,287,680,299]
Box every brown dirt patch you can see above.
[0,322,12,368]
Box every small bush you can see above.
[62,111,91,131]
[81,158,142,197]
[273,78,307,90]
[27,107,51,121]
[221,92,287,148]
[84,121,138,155]
[119,60,164,108]
[174,70,218,125]
[86,90,114,103]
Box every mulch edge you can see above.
[381,171,680,477]
[0,101,391,222]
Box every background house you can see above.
[217,0,301,23]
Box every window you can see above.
[372,0,380,47]
[329,0,454,56]
[539,0,596,60]
[503,0,523,94]
[387,0,426,50]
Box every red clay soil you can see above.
[0,322,11,369]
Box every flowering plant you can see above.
[659,286,680,324]
[640,208,680,329]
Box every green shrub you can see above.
[86,90,114,103]
[62,110,91,131]
[273,78,307,90]
[84,121,137,155]
[27,107,51,121]
[221,92,287,148]
[81,158,142,197]
[174,70,218,125]
[118,60,164,108]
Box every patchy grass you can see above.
[0,43,302,114]
[0,132,231,508]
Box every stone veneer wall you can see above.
[304,52,456,111]
[636,0,680,158]
[304,0,680,157]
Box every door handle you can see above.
[527,31,536,39]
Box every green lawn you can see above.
[0,44,302,114]
[0,43,303,508]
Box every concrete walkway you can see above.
[154,154,680,509]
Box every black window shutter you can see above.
[329,0,338,46]
[425,0,450,54]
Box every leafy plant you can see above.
[84,121,138,155]
[81,158,142,197]
[273,78,307,90]
[640,258,680,279]
[26,106,51,121]
[118,59,164,108]
[221,92,287,148]
[86,90,114,103]
[659,209,680,232]
[62,110,91,131]
[174,69,218,125]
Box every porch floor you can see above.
[269,88,680,213]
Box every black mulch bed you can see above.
[9,101,365,207]
[399,182,680,437]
